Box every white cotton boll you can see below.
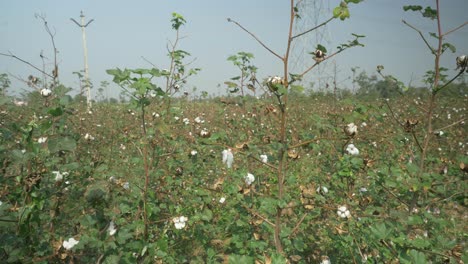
[183,118,190,125]
[84,133,95,141]
[244,173,255,186]
[346,144,359,155]
[63,237,79,250]
[219,197,226,204]
[222,149,234,168]
[337,206,351,219]
[40,88,52,97]
[38,137,47,144]
[107,221,117,236]
[344,123,358,136]
[123,182,130,190]
[52,171,63,182]
[260,154,268,163]
[173,216,188,229]
[194,116,204,124]
[190,150,198,156]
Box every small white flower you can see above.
[222,149,234,169]
[219,197,226,204]
[260,154,268,163]
[244,173,255,186]
[62,237,79,250]
[123,182,130,190]
[345,144,359,155]
[119,144,126,150]
[337,205,351,219]
[40,88,52,97]
[194,116,204,124]
[0,201,3,206]
[21,149,26,154]
[174,116,180,121]
[173,216,188,229]
[152,112,160,118]
[107,221,117,236]
[361,122,367,127]
[360,187,368,193]
[183,117,190,125]
[190,150,198,156]
[434,130,444,136]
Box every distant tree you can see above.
[0,73,11,96]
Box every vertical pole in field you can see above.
[71,11,94,110]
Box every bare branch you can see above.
[227,18,283,61]
[291,16,334,40]
[434,118,465,132]
[402,20,436,54]
[0,52,54,78]
[442,21,468,37]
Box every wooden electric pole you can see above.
[71,11,94,110]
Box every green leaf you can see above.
[316,44,328,53]
[422,6,437,20]
[370,222,391,239]
[48,107,63,117]
[47,137,76,153]
[290,85,304,94]
[408,249,428,264]
[442,43,456,53]
[201,208,213,221]
[403,5,423,12]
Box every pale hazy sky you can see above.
[1,0,467,99]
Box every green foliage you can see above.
[225,51,258,96]
[171,12,186,30]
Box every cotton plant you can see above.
[222,149,234,168]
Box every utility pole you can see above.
[71,11,94,110]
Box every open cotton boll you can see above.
[173,216,188,229]
[244,173,255,186]
[346,144,360,155]
[107,221,117,236]
[222,149,234,168]
[63,237,79,250]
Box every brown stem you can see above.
[291,16,334,40]
[0,52,54,79]
[441,21,468,37]
[227,18,283,61]
[402,19,435,54]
